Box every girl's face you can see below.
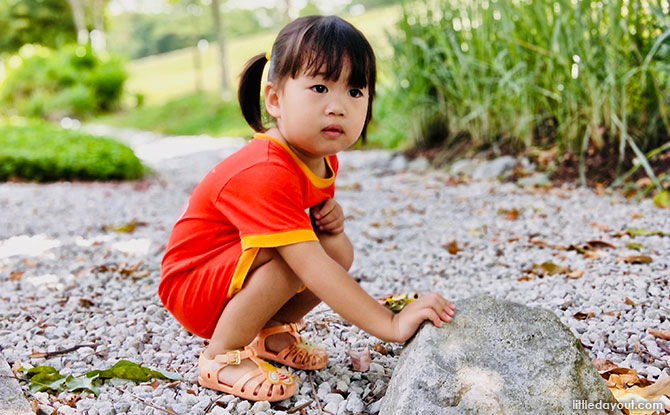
[264,62,369,168]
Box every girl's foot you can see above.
[250,321,328,370]
[199,347,295,402]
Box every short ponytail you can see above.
[238,53,268,133]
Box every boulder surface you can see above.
[380,296,622,415]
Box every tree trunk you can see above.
[210,0,231,100]
[91,0,107,51]
[66,0,88,44]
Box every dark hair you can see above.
[238,15,377,139]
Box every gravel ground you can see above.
[1,126,669,415]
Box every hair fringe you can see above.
[238,53,268,133]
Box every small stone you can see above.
[346,394,364,413]
[251,401,270,413]
[369,399,382,415]
[210,407,231,415]
[647,366,662,379]
[325,393,345,405]
[236,400,251,412]
[324,401,340,413]
[336,380,349,392]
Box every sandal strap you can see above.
[213,347,256,365]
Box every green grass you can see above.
[381,0,670,159]
[0,118,146,181]
[97,92,252,137]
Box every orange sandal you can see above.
[197,347,296,402]
[250,322,328,370]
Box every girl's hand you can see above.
[311,198,345,234]
[391,293,455,342]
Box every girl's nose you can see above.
[326,97,345,116]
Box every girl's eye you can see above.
[311,85,328,93]
[348,89,364,98]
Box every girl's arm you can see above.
[277,241,454,342]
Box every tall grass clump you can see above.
[383,0,670,173]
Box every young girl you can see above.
[159,15,455,402]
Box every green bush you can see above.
[1,44,127,119]
[381,0,670,158]
[0,119,146,182]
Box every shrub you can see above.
[0,44,127,120]
[382,0,670,159]
[0,119,146,182]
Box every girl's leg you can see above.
[204,231,353,384]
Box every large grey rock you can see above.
[0,356,33,415]
[472,156,517,179]
[380,296,622,415]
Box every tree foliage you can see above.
[0,0,76,53]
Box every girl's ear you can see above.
[264,82,281,119]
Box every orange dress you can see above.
[158,133,338,338]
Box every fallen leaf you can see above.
[186,389,197,395]
[626,243,644,250]
[626,228,670,237]
[566,269,584,279]
[373,344,388,356]
[591,222,611,232]
[631,212,643,219]
[378,293,419,313]
[653,190,670,208]
[533,261,569,276]
[585,240,616,250]
[573,311,595,320]
[349,347,371,372]
[79,298,94,308]
[29,350,48,358]
[610,374,670,401]
[101,219,147,233]
[592,358,618,373]
[498,208,519,220]
[9,271,24,281]
[621,255,653,264]
[146,379,159,390]
[648,329,670,341]
[517,274,534,281]
[624,297,635,306]
[443,240,461,255]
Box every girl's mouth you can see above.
[322,125,343,138]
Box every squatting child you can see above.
[158,15,456,402]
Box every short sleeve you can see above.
[216,163,318,250]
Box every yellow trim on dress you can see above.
[227,229,318,297]
[254,133,335,189]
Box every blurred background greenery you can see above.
[0,0,668,189]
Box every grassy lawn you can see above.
[124,5,402,105]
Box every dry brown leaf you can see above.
[186,389,197,395]
[517,275,534,281]
[443,240,461,255]
[590,222,611,232]
[9,271,24,281]
[631,212,643,219]
[621,255,653,264]
[146,379,159,390]
[29,350,47,358]
[592,358,618,373]
[573,311,595,320]
[498,208,519,220]
[349,347,371,372]
[566,269,584,279]
[533,261,569,276]
[648,329,670,341]
[30,400,39,413]
[624,297,636,306]
[585,240,616,250]
[611,375,670,401]
[606,367,641,388]
[373,343,388,356]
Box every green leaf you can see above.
[86,360,182,382]
[626,228,670,237]
[653,190,670,209]
[28,368,65,394]
[626,243,644,250]
[64,375,100,396]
